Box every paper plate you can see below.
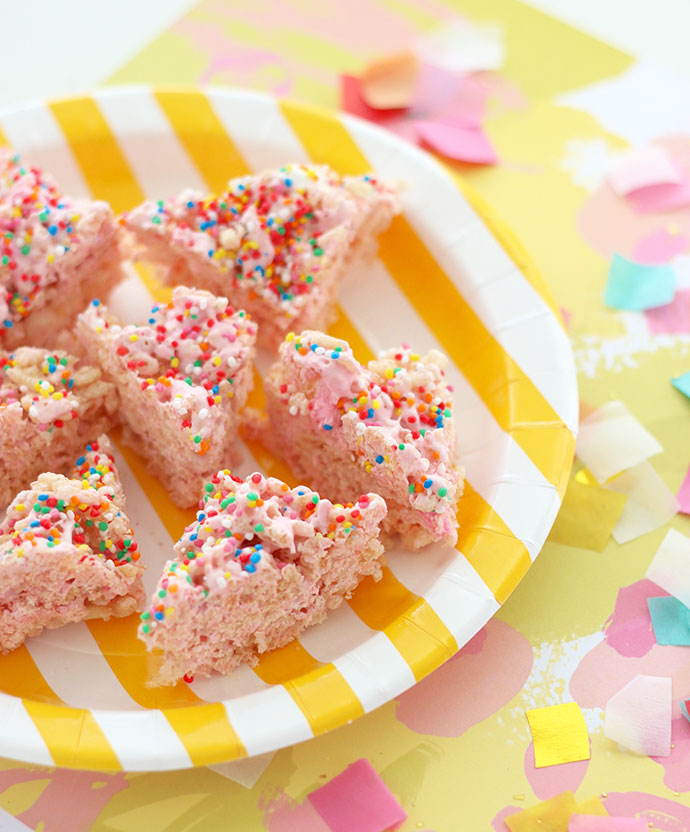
[0,87,577,771]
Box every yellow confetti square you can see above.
[506,791,579,832]
[548,478,627,552]
[526,702,591,767]
[576,796,608,816]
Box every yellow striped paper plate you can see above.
[0,88,577,771]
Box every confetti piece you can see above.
[604,462,679,544]
[606,146,681,196]
[677,464,690,515]
[576,401,662,484]
[604,674,672,757]
[569,816,648,831]
[341,75,407,124]
[633,228,687,265]
[414,20,504,73]
[647,596,690,646]
[627,177,690,214]
[604,253,675,312]
[644,288,690,334]
[576,797,608,816]
[548,478,627,552]
[410,63,488,125]
[307,759,406,832]
[506,792,579,832]
[671,370,690,399]
[414,120,497,164]
[646,528,690,607]
[526,702,590,768]
[360,51,418,110]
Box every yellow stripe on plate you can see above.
[457,483,532,604]
[22,700,121,770]
[0,646,63,704]
[163,702,246,764]
[154,90,251,192]
[0,126,8,148]
[48,96,145,213]
[278,100,573,494]
[348,566,456,678]
[86,616,204,709]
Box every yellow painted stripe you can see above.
[348,567,457,678]
[22,700,121,770]
[285,664,365,733]
[86,616,203,708]
[278,100,574,494]
[0,646,63,704]
[48,96,145,213]
[154,90,251,192]
[457,483,532,603]
[163,702,246,764]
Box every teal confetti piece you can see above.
[647,596,690,645]
[604,252,675,311]
[682,699,690,724]
[672,370,690,400]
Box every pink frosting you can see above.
[0,350,81,428]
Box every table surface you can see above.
[1,1,690,830]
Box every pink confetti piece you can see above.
[633,228,687,265]
[677,464,690,514]
[307,759,406,832]
[607,146,681,196]
[604,674,672,757]
[627,177,690,214]
[414,120,497,164]
[644,288,690,334]
[341,74,406,123]
[569,816,648,831]
[410,63,487,126]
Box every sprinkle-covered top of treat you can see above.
[124,163,396,312]
[0,348,81,429]
[0,149,113,333]
[138,470,385,635]
[276,330,458,513]
[82,287,256,453]
[0,439,139,566]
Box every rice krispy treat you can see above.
[0,435,145,653]
[77,286,257,508]
[123,163,399,349]
[139,469,386,684]
[0,347,117,508]
[259,331,462,549]
[0,149,126,350]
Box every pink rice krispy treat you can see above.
[0,347,117,508]
[139,469,386,684]
[77,286,257,508]
[0,435,145,653]
[122,163,399,349]
[0,149,126,350]
[259,331,462,550]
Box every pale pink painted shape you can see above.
[603,579,661,658]
[260,788,331,832]
[649,716,690,792]
[569,817,647,831]
[395,619,533,737]
[0,769,129,832]
[569,640,690,721]
[604,792,690,830]
[644,289,690,334]
[523,741,589,800]
[632,229,687,264]
[578,137,690,260]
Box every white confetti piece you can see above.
[604,674,671,757]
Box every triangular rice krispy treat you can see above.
[258,331,462,549]
[77,286,257,508]
[122,163,399,348]
[138,470,386,684]
[0,346,117,507]
[0,435,145,653]
[0,149,126,350]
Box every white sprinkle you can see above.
[289,405,298,416]
[198,408,208,420]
